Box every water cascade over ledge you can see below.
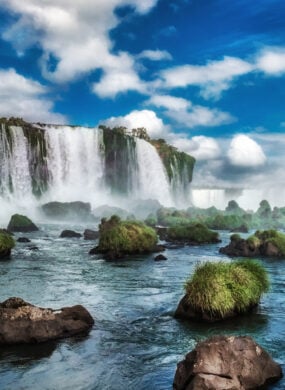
[0,119,195,221]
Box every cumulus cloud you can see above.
[256,48,285,75]
[147,94,235,128]
[227,134,266,167]
[0,68,66,123]
[101,109,169,138]
[172,136,221,160]
[160,57,253,99]
[2,0,158,96]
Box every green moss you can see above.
[7,214,38,232]
[0,231,15,256]
[184,259,269,318]
[167,223,219,243]
[230,233,241,242]
[98,215,158,255]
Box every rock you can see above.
[167,223,220,245]
[173,335,283,390]
[0,297,94,345]
[0,231,15,259]
[41,201,93,221]
[83,229,99,240]
[60,230,82,238]
[92,205,132,220]
[17,237,31,243]
[154,254,167,261]
[155,226,168,240]
[7,214,39,233]
[153,244,166,252]
[27,245,39,251]
[89,246,100,255]
[230,224,248,233]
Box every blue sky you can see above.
[0,0,285,192]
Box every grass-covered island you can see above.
[175,259,269,322]
[220,229,285,257]
[166,223,220,244]
[89,215,159,260]
[0,230,15,258]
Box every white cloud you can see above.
[227,134,266,167]
[256,48,285,75]
[2,0,158,96]
[0,68,66,123]
[147,94,235,128]
[101,109,168,138]
[137,49,172,61]
[172,136,221,160]
[160,56,253,99]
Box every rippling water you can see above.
[0,224,284,390]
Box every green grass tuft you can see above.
[184,259,269,318]
[0,231,15,253]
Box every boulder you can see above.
[173,335,283,390]
[154,254,167,261]
[7,214,39,232]
[0,297,94,344]
[83,229,99,240]
[41,201,93,221]
[230,224,248,233]
[60,230,82,238]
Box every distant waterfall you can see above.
[135,138,173,206]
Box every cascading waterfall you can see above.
[0,121,194,221]
[135,138,173,206]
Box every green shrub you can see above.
[0,231,15,256]
[168,223,219,243]
[98,215,158,255]
[184,259,269,318]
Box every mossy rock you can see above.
[0,230,15,258]
[95,215,158,259]
[7,214,39,232]
[220,229,285,257]
[175,259,269,322]
[167,223,220,244]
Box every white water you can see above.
[135,138,173,206]
[44,126,107,204]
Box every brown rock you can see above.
[173,335,283,390]
[0,297,94,344]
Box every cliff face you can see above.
[0,118,195,204]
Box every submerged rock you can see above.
[17,237,31,243]
[154,254,167,261]
[60,230,82,238]
[7,214,39,233]
[83,229,99,240]
[0,297,94,344]
[173,335,283,390]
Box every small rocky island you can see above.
[7,214,39,232]
[220,229,285,257]
[89,215,160,260]
[0,297,94,344]
[173,335,283,390]
[175,259,269,322]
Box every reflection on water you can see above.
[0,225,284,389]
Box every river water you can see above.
[0,224,284,390]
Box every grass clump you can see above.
[184,259,269,319]
[0,230,15,258]
[98,215,158,256]
[167,223,219,244]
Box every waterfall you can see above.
[135,138,173,206]
[0,122,194,221]
[43,126,106,203]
